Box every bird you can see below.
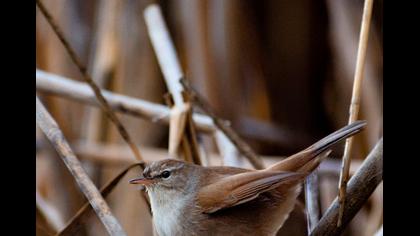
[129,121,366,236]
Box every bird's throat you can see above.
[148,189,193,236]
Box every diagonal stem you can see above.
[36,97,127,236]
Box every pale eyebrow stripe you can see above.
[163,164,184,172]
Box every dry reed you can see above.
[337,0,375,226]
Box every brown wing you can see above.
[197,170,305,214]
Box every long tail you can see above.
[267,120,367,173]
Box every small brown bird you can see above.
[130,121,366,236]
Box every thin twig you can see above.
[304,171,321,233]
[311,138,382,236]
[36,0,143,162]
[337,0,375,226]
[36,97,127,236]
[181,78,265,169]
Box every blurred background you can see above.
[36,0,383,235]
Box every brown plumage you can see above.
[130,121,366,236]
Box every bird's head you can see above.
[129,159,198,195]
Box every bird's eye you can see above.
[161,171,171,179]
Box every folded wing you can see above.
[197,170,305,214]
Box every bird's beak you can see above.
[129,177,155,186]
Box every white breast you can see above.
[148,190,189,236]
